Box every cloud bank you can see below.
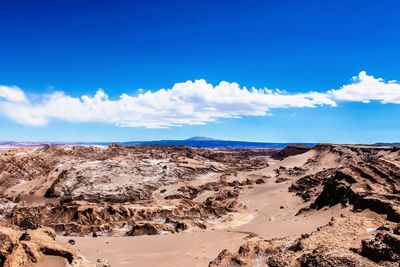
[0,71,398,128]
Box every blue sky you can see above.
[1,0,400,143]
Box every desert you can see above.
[0,143,398,266]
[2,1,400,266]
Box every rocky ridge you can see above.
[210,144,400,266]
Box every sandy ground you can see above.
[232,180,336,239]
[59,231,247,267]
[57,152,341,267]
[36,256,67,267]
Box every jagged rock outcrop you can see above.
[0,226,91,267]
[288,145,400,222]
[361,232,400,263]
[210,144,400,266]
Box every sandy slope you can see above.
[57,183,336,267]
[57,151,338,267]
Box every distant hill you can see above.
[122,137,316,149]
[373,142,400,146]
[0,137,317,149]
[185,136,218,141]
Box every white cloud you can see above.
[1,72,397,128]
[0,80,336,128]
[0,86,26,103]
[329,71,400,104]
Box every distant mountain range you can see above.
[0,137,316,149]
[121,137,314,148]
[373,142,400,146]
[2,137,398,149]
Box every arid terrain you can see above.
[0,144,399,266]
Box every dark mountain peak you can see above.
[185,136,216,141]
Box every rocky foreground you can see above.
[0,144,399,266]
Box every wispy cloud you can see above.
[0,71,397,128]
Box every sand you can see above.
[59,231,247,267]
[36,256,67,267]
[57,152,340,267]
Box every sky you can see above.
[1,0,400,143]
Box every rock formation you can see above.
[210,144,400,266]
